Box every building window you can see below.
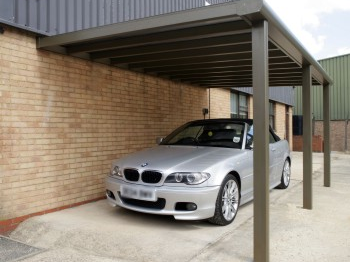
[230,91,248,119]
[269,102,275,129]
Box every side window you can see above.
[246,124,254,148]
[269,131,277,144]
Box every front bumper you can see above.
[105,176,220,220]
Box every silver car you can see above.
[106,119,291,226]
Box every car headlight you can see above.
[165,172,210,185]
[110,166,122,178]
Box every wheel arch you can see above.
[286,156,291,165]
[227,171,241,192]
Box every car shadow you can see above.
[108,201,253,231]
[113,207,216,230]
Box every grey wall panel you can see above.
[233,86,295,106]
[0,0,14,21]
[1,0,235,36]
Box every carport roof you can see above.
[37,0,332,88]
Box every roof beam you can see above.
[146,61,299,75]
[66,21,250,54]
[125,50,288,69]
[91,33,252,60]
[111,43,256,65]
[170,70,301,80]
[144,61,253,73]
[184,74,301,83]
[127,53,253,69]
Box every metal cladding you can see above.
[234,86,294,106]
[294,54,350,120]
[0,0,234,36]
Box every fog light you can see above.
[186,203,197,211]
[106,190,115,199]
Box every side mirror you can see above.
[156,137,164,145]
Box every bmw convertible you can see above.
[106,119,291,225]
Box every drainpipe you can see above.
[345,114,349,151]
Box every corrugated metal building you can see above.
[294,54,350,120]
[0,0,237,36]
[294,53,350,151]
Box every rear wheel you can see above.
[208,174,240,226]
[277,159,291,189]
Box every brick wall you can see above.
[287,106,293,151]
[314,120,350,151]
[0,25,208,226]
[274,103,286,139]
[293,119,350,152]
[248,95,253,119]
[270,103,293,149]
[209,88,231,118]
[293,135,324,152]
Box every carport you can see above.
[36,0,332,261]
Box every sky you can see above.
[265,0,350,60]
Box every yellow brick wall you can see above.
[248,95,253,118]
[274,103,286,139]
[273,103,293,149]
[209,88,230,118]
[0,26,208,219]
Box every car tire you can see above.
[276,159,291,189]
[208,174,240,226]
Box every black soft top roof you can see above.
[187,118,253,126]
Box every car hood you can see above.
[113,145,245,173]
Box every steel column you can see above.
[302,65,313,209]
[252,20,269,262]
[323,83,331,187]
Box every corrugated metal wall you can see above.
[0,0,236,36]
[234,86,295,106]
[294,54,350,120]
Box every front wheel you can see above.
[276,159,291,189]
[208,174,240,226]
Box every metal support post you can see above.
[323,84,331,187]
[252,20,269,262]
[302,64,313,209]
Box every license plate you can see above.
[120,185,156,202]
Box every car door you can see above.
[269,130,284,185]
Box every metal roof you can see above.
[294,53,350,120]
[0,0,216,36]
[37,0,332,88]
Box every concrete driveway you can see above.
[7,152,350,262]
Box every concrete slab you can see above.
[0,236,42,262]
[8,152,350,262]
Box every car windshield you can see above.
[161,122,245,149]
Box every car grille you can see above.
[141,171,162,184]
[120,195,166,210]
[124,169,140,181]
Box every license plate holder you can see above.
[120,185,157,202]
